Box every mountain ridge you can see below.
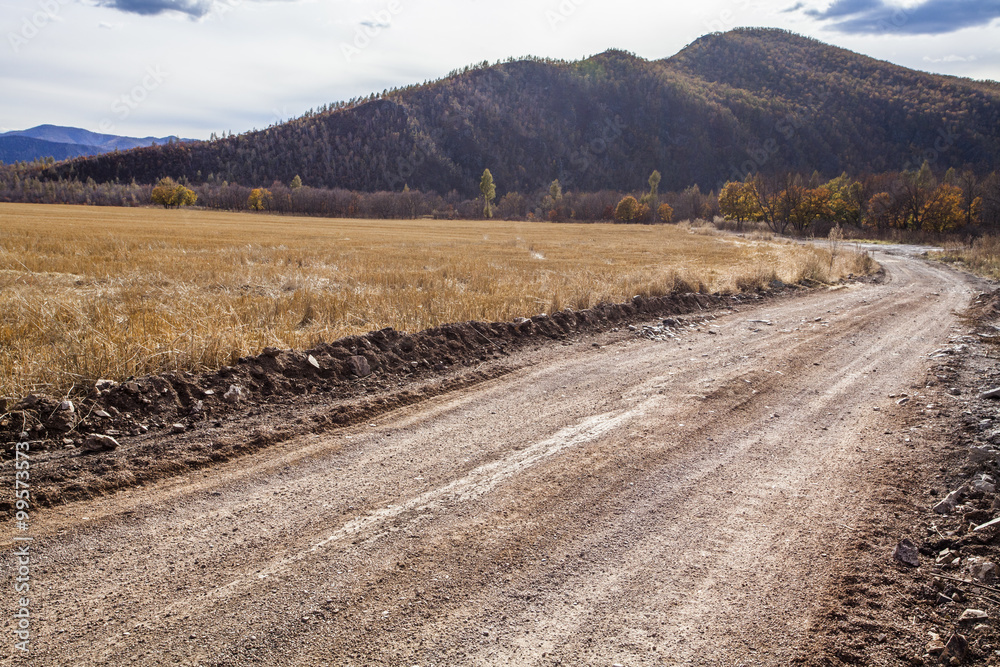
[29,28,1000,194]
[0,125,188,164]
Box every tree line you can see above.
[0,167,713,224]
[5,163,1000,236]
[716,163,1000,234]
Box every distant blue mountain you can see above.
[0,124,189,164]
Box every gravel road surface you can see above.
[2,247,981,666]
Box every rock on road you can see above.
[1,248,981,666]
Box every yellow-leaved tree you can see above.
[921,184,966,233]
[248,188,272,212]
[718,180,758,230]
[151,177,197,209]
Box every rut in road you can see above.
[1,250,977,666]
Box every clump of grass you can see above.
[842,248,878,276]
[732,263,779,292]
[0,203,879,399]
[794,251,833,284]
[934,237,1000,279]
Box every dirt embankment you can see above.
[1,286,830,517]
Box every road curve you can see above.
[2,249,980,666]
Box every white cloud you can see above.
[923,54,978,62]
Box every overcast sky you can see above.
[2,0,999,139]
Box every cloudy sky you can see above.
[2,0,999,139]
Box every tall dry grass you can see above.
[935,236,1000,279]
[0,203,877,399]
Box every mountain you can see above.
[0,125,186,164]
[0,136,99,163]
[32,29,1000,194]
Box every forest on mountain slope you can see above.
[13,28,1000,197]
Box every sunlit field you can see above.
[0,203,876,399]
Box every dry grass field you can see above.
[0,203,876,400]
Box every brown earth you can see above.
[2,247,997,666]
[0,289,795,517]
[797,286,1000,667]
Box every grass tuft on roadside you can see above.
[934,236,1000,279]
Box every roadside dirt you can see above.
[798,288,1000,667]
[1,289,794,516]
[2,247,996,666]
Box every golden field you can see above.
[0,203,875,399]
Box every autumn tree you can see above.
[956,170,984,227]
[549,179,562,201]
[788,185,832,234]
[825,173,864,227]
[543,179,565,221]
[748,174,791,234]
[897,161,937,230]
[982,172,1000,229]
[248,187,272,211]
[777,175,805,232]
[290,175,303,190]
[879,163,966,231]
[636,201,652,223]
[921,183,965,233]
[719,180,758,230]
[480,169,496,219]
[151,177,197,208]
[673,184,712,222]
[867,191,904,230]
[657,203,674,224]
[615,195,640,223]
[649,170,661,197]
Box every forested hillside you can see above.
[33,28,1000,196]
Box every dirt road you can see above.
[2,248,984,666]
